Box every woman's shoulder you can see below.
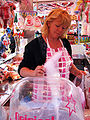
[25,35,45,49]
[61,38,72,57]
[61,38,71,47]
[26,36,40,46]
[62,38,70,44]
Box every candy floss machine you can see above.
[9,77,84,120]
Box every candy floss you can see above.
[9,76,84,120]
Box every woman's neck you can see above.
[48,36,63,49]
[42,34,63,49]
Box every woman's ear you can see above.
[47,21,50,27]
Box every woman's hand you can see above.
[70,64,87,79]
[76,70,86,79]
[20,65,46,77]
[74,70,87,86]
[33,65,46,77]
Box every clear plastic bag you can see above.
[85,74,90,108]
[0,105,7,120]
[9,77,84,120]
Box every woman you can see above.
[18,8,86,80]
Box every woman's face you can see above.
[48,18,68,39]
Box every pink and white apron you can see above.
[46,38,73,79]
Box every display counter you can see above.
[0,79,20,106]
[71,45,90,72]
[0,53,22,106]
[72,54,90,72]
[0,53,16,65]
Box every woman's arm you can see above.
[70,64,86,79]
[20,66,45,77]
